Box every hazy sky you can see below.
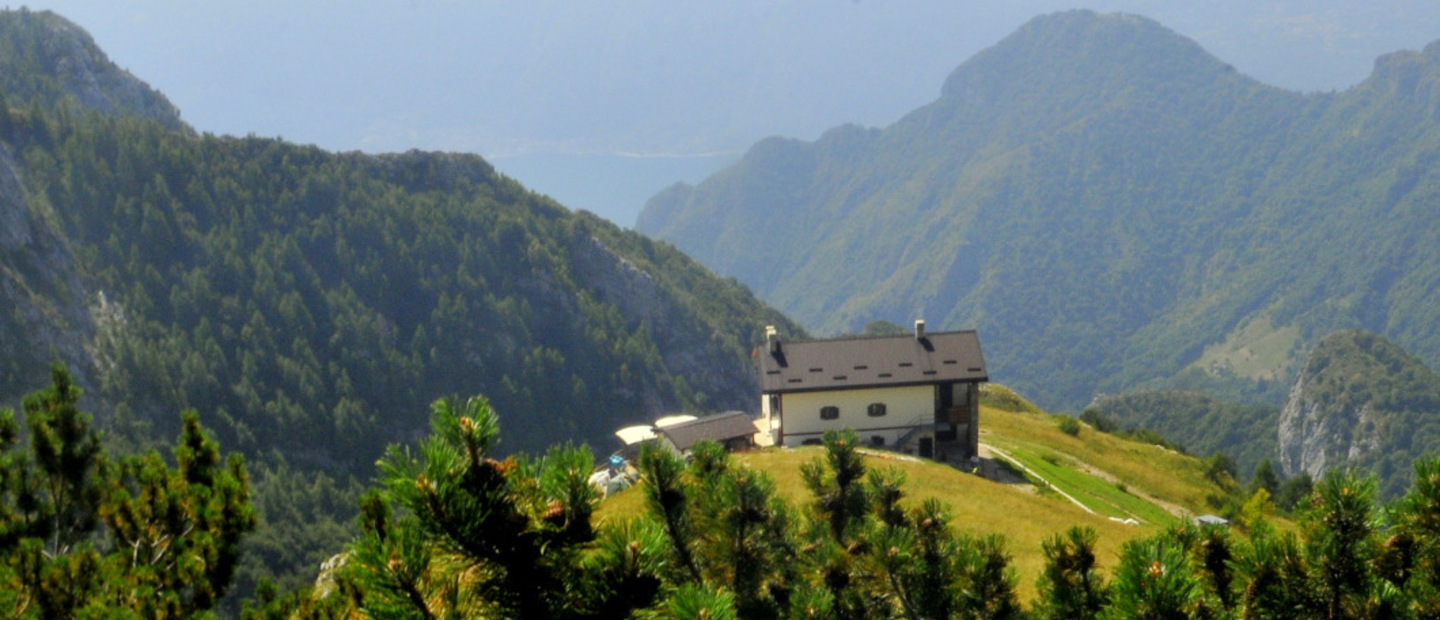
[19,1,1440,224]
[25,1,1440,154]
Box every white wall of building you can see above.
[777,385,933,449]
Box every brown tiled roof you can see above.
[655,411,757,451]
[759,330,987,394]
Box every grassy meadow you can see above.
[593,385,1262,600]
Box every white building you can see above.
[759,321,987,462]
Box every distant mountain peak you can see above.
[637,9,1440,419]
[1364,41,1440,109]
[939,10,1239,103]
[0,8,183,129]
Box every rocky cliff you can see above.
[0,9,184,128]
[0,141,97,407]
[1276,365,1383,481]
[0,8,182,411]
[568,222,765,417]
[1276,330,1440,496]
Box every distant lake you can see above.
[489,151,740,229]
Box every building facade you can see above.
[759,321,987,462]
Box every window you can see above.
[820,406,839,420]
[867,403,887,417]
[802,438,823,446]
[870,435,885,447]
[954,384,971,406]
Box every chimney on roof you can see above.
[766,325,780,353]
[914,319,926,340]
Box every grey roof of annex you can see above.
[655,411,757,451]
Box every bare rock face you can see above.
[0,9,184,129]
[1274,330,1440,497]
[568,227,759,418]
[0,8,183,405]
[1275,363,1382,480]
[0,143,97,405]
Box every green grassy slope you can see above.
[0,9,811,602]
[1088,390,1280,481]
[597,385,1253,600]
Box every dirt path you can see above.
[980,443,1096,515]
[1067,458,1190,519]
[980,442,1192,522]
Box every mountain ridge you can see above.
[638,10,1440,411]
[0,9,805,468]
[0,8,182,128]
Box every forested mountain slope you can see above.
[0,9,803,471]
[1065,330,1440,500]
[0,7,181,411]
[638,10,1440,411]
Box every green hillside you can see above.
[0,9,805,603]
[1089,330,1440,499]
[638,9,1440,412]
[1088,390,1280,481]
[0,9,803,468]
[598,386,1251,600]
[254,381,1440,618]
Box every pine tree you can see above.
[1306,469,1379,620]
[1233,523,1321,619]
[0,363,255,617]
[99,410,258,614]
[1037,526,1110,619]
[800,429,876,619]
[1387,457,1440,616]
[1103,534,1199,620]
[640,441,704,584]
[872,497,970,620]
[343,395,648,618]
[802,429,870,545]
[20,363,103,555]
[956,533,1023,620]
[1251,459,1280,497]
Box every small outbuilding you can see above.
[654,411,758,454]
